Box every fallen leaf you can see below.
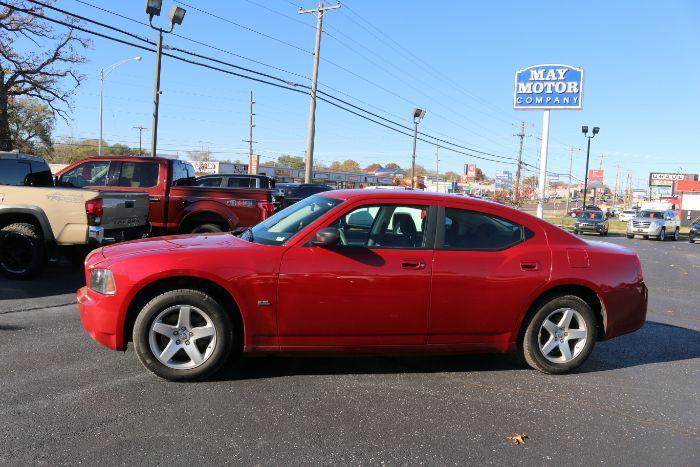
[506,434,528,445]
[666,310,675,314]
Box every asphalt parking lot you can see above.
[1,236,698,465]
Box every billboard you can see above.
[588,169,604,183]
[514,64,583,110]
[495,170,512,189]
[648,172,698,187]
[465,164,477,178]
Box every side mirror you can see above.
[313,227,340,247]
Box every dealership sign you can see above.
[588,169,604,183]
[514,64,584,109]
[648,172,698,187]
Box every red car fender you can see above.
[116,268,250,351]
[176,200,240,231]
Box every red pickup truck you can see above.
[56,157,275,234]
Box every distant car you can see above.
[569,205,601,217]
[574,211,609,236]
[626,209,681,241]
[619,209,637,222]
[277,183,333,208]
[688,217,700,243]
[195,174,275,190]
[77,190,647,381]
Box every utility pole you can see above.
[512,122,531,203]
[243,90,257,174]
[299,1,341,183]
[435,144,440,190]
[133,125,147,156]
[565,146,582,215]
[612,165,621,213]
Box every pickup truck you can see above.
[0,152,149,279]
[56,157,275,234]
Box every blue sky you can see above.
[46,0,699,189]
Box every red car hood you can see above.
[97,233,251,261]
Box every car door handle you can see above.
[401,259,425,270]
[149,196,160,202]
[520,261,539,271]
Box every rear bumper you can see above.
[87,224,150,247]
[77,286,124,350]
[601,282,648,340]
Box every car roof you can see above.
[0,151,47,163]
[200,173,269,178]
[321,189,513,208]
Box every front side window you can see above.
[443,208,526,251]
[330,204,428,248]
[249,195,344,246]
[59,161,110,187]
[115,162,159,188]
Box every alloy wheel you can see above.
[148,305,217,369]
[537,308,588,363]
[0,235,33,274]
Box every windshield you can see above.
[248,195,344,246]
[639,210,663,219]
[578,211,603,220]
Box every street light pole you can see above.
[146,1,186,158]
[581,125,599,208]
[411,108,426,188]
[99,56,142,156]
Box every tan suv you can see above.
[0,152,149,279]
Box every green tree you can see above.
[329,159,361,172]
[276,154,305,169]
[0,1,90,151]
[8,96,54,156]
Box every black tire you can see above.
[573,229,579,235]
[0,223,46,279]
[626,234,634,239]
[520,295,597,374]
[189,223,224,234]
[133,288,235,381]
[672,228,679,241]
[657,228,666,241]
[690,236,695,244]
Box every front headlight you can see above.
[90,268,116,295]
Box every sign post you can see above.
[514,64,584,218]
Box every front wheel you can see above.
[657,228,666,241]
[672,228,679,241]
[133,289,235,381]
[521,295,597,374]
[626,234,634,239]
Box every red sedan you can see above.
[78,191,647,381]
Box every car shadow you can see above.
[211,322,700,381]
[0,259,84,301]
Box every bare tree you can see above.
[0,1,90,151]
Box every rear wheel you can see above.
[190,223,224,234]
[133,289,235,381]
[0,223,46,279]
[521,295,597,374]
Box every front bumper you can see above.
[627,224,662,236]
[77,286,124,350]
[575,223,606,232]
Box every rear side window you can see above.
[442,208,526,251]
[227,177,255,188]
[115,162,159,188]
[0,159,31,186]
[59,161,110,187]
[197,177,222,187]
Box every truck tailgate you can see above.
[99,191,149,230]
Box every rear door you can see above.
[429,203,551,350]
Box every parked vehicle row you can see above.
[0,152,149,279]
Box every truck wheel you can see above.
[0,223,46,279]
[133,289,235,381]
[190,223,224,234]
[520,295,597,374]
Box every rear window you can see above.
[197,177,222,187]
[227,177,256,188]
[0,159,31,186]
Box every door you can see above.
[429,205,551,350]
[277,202,435,348]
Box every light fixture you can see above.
[145,0,162,18]
[169,5,186,26]
[413,108,426,121]
[592,126,600,135]
[581,125,588,135]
